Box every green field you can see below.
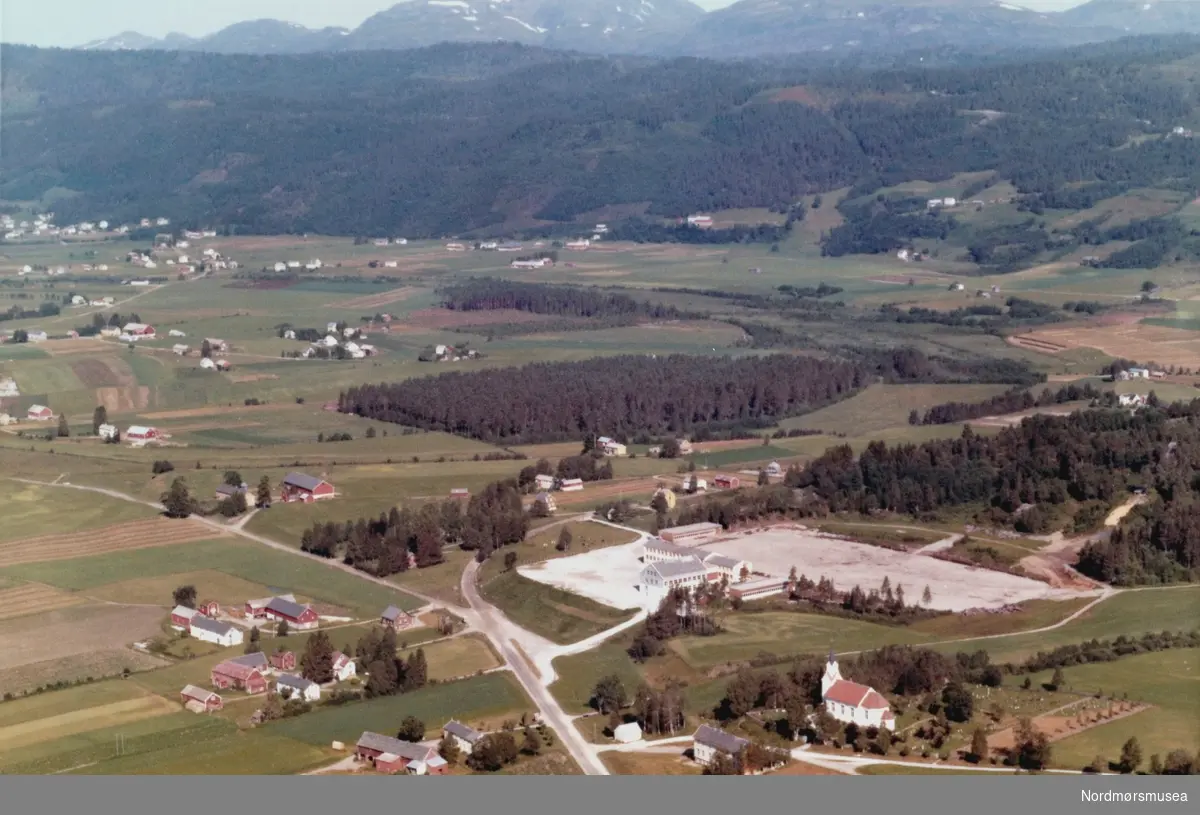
[1029,650,1200,770]
[0,538,422,614]
[690,444,797,468]
[782,383,1013,436]
[479,570,637,646]
[0,481,158,543]
[550,641,645,714]
[668,612,933,670]
[266,672,533,744]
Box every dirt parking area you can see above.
[519,541,647,610]
[699,526,1093,612]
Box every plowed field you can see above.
[0,583,83,620]
[0,518,221,567]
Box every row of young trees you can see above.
[439,279,688,321]
[299,479,528,575]
[338,354,866,444]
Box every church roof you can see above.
[824,679,891,710]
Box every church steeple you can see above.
[821,648,842,698]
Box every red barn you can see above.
[355,732,446,775]
[269,650,296,672]
[170,605,198,630]
[122,322,156,338]
[263,596,319,630]
[180,684,223,712]
[449,488,469,501]
[280,472,336,503]
[26,405,54,421]
[713,474,740,489]
[125,425,159,442]
[210,661,267,694]
[199,601,220,618]
[245,593,296,619]
[380,605,413,630]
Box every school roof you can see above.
[189,616,238,638]
[668,522,722,535]
[282,472,326,491]
[443,720,484,743]
[644,540,696,557]
[646,557,709,580]
[702,553,743,570]
[693,724,749,755]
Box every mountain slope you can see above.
[5,37,1200,237]
[1062,0,1200,35]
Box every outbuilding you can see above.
[280,472,336,503]
[263,596,319,630]
[276,673,321,702]
[380,606,413,630]
[189,616,244,648]
[613,722,643,744]
[180,684,223,712]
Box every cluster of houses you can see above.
[529,473,584,514]
[420,343,479,363]
[272,259,324,273]
[926,197,958,209]
[354,718,486,775]
[1,214,211,244]
[177,601,415,716]
[288,322,378,360]
[1115,366,1163,381]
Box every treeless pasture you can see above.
[0,694,179,751]
[1015,321,1200,368]
[0,605,168,676]
[0,582,84,621]
[0,517,223,567]
[329,286,418,310]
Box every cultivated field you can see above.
[0,517,221,567]
[1014,318,1200,368]
[0,582,84,621]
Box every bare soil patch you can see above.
[0,518,221,567]
[0,605,167,674]
[988,700,1149,752]
[770,85,824,107]
[547,477,665,507]
[0,649,167,695]
[0,583,84,621]
[70,358,121,388]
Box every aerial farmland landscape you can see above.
[0,1,1199,794]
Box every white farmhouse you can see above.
[98,423,119,440]
[276,673,321,702]
[331,652,356,682]
[692,725,748,768]
[821,653,895,730]
[188,617,244,648]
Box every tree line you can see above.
[439,279,688,321]
[338,353,866,444]
[299,479,527,575]
[913,382,1103,425]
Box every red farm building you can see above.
[210,661,267,694]
[269,650,296,672]
[713,474,740,489]
[280,472,336,503]
[180,684,223,712]
[262,596,319,630]
[355,732,447,775]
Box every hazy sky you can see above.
[2,0,1088,48]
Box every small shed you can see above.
[180,684,223,712]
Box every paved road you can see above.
[461,559,610,776]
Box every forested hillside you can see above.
[5,37,1200,236]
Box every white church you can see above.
[821,652,895,731]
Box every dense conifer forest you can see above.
[338,354,866,443]
[8,36,1200,236]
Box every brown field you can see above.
[773,759,850,776]
[0,605,169,674]
[40,338,114,356]
[70,358,123,388]
[1016,321,1200,367]
[988,700,1149,753]
[0,649,168,694]
[330,286,418,310]
[769,85,824,107]
[0,517,222,567]
[0,583,84,621]
[547,477,666,507]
